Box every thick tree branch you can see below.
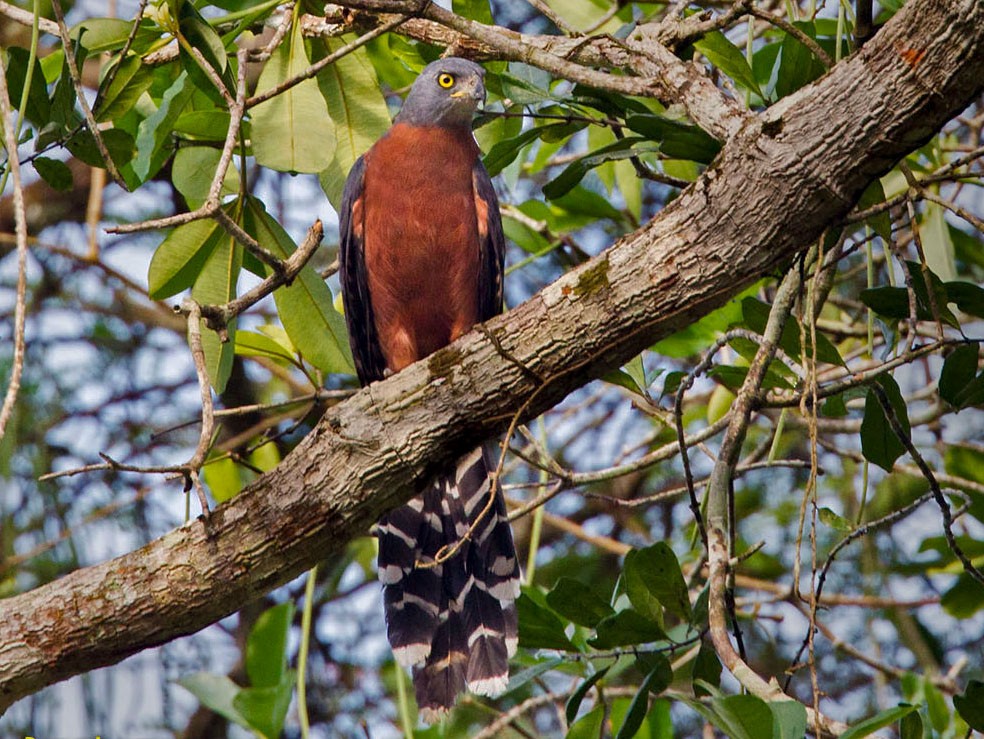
[1,0,981,714]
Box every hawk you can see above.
[338,57,521,721]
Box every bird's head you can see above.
[395,57,486,129]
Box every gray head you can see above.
[394,57,486,128]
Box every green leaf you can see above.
[646,700,674,739]
[517,590,577,651]
[192,226,241,394]
[819,507,853,532]
[859,286,911,320]
[247,602,294,688]
[822,392,848,418]
[77,16,158,55]
[603,368,647,396]
[178,672,250,729]
[316,38,391,209]
[943,444,984,523]
[542,0,623,33]
[625,543,692,623]
[173,110,234,140]
[614,658,672,739]
[208,0,274,10]
[484,123,568,177]
[939,343,981,408]
[775,21,826,99]
[708,364,795,392]
[752,42,781,100]
[5,48,51,127]
[770,700,808,739]
[33,157,74,191]
[504,656,564,695]
[860,262,960,329]
[686,694,776,739]
[945,280,984,318]
[49,51,79,131]
[694,31,763,96]
[545,577,615,628]
[899,710,923,739]
[923,678,948,732]
[453,0,493,24]
[590,608,666,648]
[543,137,657,200]
[910,261,960,327]
[840,704,918,739]
[619,354,651,396]
[177,1,233,104]
[497,66,556,106]
[856,180,893,243]
[64,128,135,171]
[133,70,195,183]
[954,680,984,730]
[233,680,294,739]
[243,197,355,375]
[692,638,721,697]
[172,146,239,208]
[94,55,154,123]
[249,440,281,474]
[741,297,845,366]
[860,374,909,472]
[71,18,134,52]
[552,185,624,224]
[566,666,611,724]
[474,104,523,155]
[203,455,243,503]
[625,113,721,163]
[940,573,984,618]
[148,215,224,299]
[654,285,759,358]
[566,705,605,739]
[920,200,957,282]
[252,19,335,174]
[234,330,298,366]
[952,223,984,273]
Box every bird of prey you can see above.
[338,56,520,722]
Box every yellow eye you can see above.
[437,73,455,89]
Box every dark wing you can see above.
[472,160,505,323]
[339,154,387,385]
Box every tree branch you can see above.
[1,0,982,714]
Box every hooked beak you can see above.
[451,74,486,107]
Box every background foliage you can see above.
[1,0,983,737]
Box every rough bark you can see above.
[1,0,981,713]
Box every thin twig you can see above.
[707,528,853,737]
[93,0,151,106]
[49,0,129,190]
[255,2,295,62]
[194,220,325,333]
[0,54,30,444]
[246,13,413,109]
[108,48,253,235]
[0,0,58,33]
[747,5,833,68]
[523,0,579,34]
[182,299,215,514]
[784,487,940,690]
[870,384,984,587]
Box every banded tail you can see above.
[377,445,520,722]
